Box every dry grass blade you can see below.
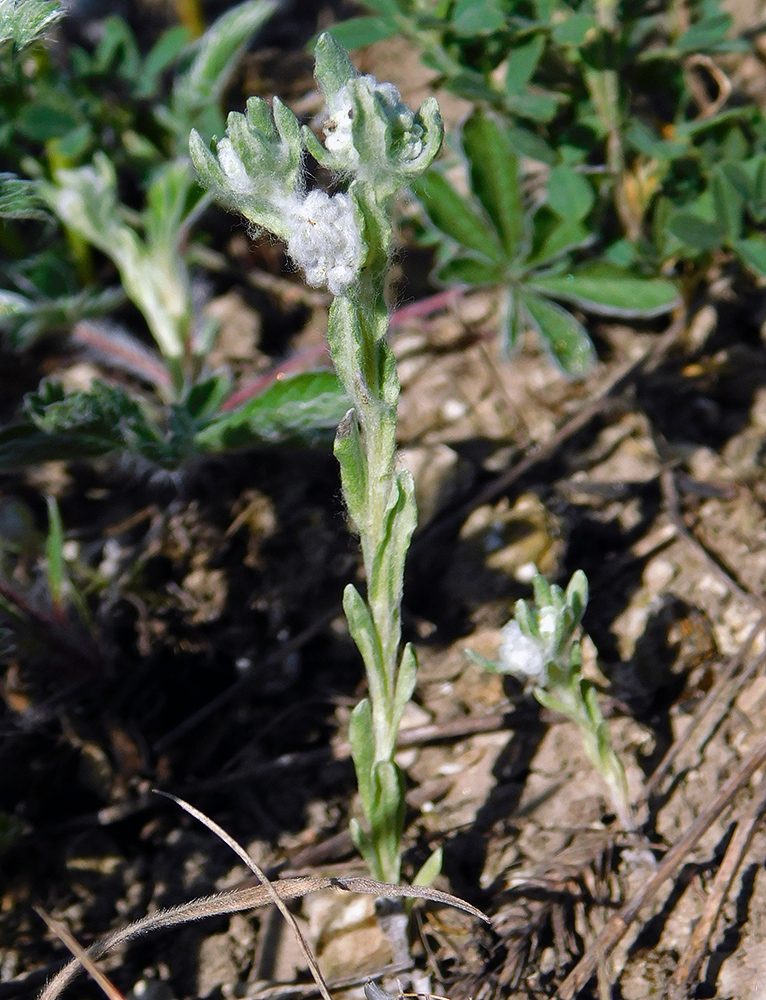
[667,768,766,997]
[34,907,125,1000]
[157,792,333,1000]
[557,731,766,999]
[38,801,489,1000]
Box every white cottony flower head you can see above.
[284,189,363,296]
[498,620,547,683]
[215,138,253,195]
[325,76,425,170]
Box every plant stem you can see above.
[328,186,414,882]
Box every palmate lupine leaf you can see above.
[412,109,680,374]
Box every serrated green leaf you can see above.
[0,380,168,469]
[462,109,524,260]
[546,165,594,222]
[0,286,125,350]
[183,374,231,420]
[195,371,349,451]
[519,290,596,375]
[410,171,504,260]
[529,264,680,318]
[0,424,111,469]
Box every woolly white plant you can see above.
[470,568,636,834]
[191,34,443,885]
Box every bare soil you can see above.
[4,8,766,1000]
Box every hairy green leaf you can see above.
[195,371,349,451]
[529,264,680,318]
[411,171,503,260]
[462,109,524,260]
[0,0,61,48]
[172,0,277,141]
[519,290,596,375]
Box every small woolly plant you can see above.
[469,568,635,833]
[191,34,443,884]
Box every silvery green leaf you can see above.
[171,0,277,141]
[369,760,405,881]
[514,598,539,641]
[531,572,552,609]
[334,409,367,529]
[349,697,376,812]
[0,0,60,48]
[519,290,596,376]
[349,817,378,874]
[465,648,502,672]
[343,585,384,707]
[368,470,417,668]
[413,847,443,887]
[0,174,51,220]
[314,31,359,105]
[392,643,417,729]
[566,569,588,623]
